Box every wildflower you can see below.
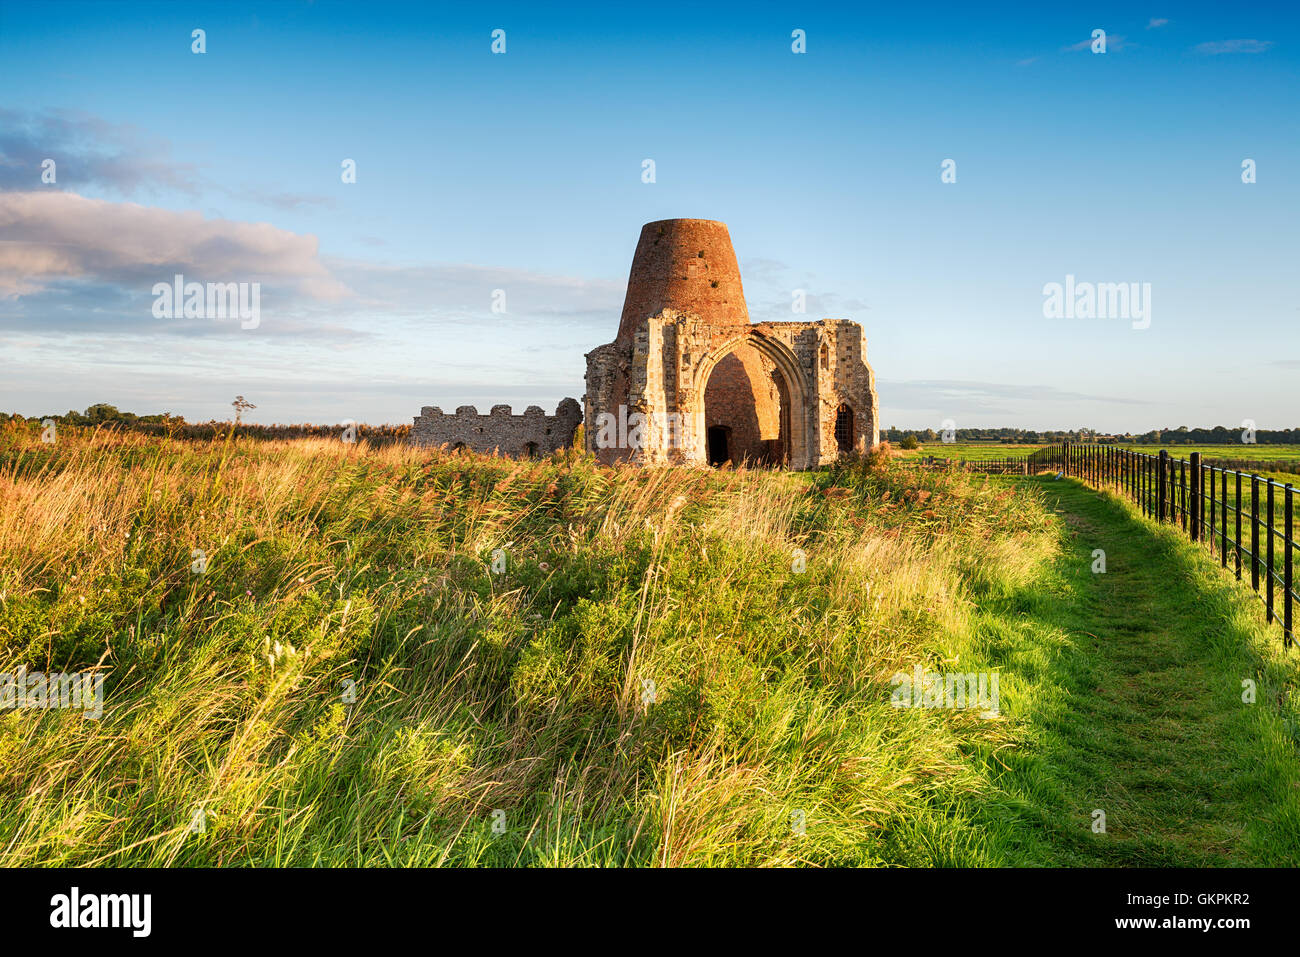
[539,562,551,572]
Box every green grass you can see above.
[896,441,1300,484]
[1,428,1298,866]
[893,441,1042,461]
[966,477,1300,864]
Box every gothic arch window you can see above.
[834,403,854,453]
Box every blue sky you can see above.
[1,1,1296,431]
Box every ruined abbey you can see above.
[412,219,879,469]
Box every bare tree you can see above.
[232,395,257,424]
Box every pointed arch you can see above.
[692,331,813,469]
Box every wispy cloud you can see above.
[1147,18,1169,29]
[1194,39,1274,55]
[883,378,1152,410]
[1064,34,1127,52]
[0,108,200,196]
[737,257,871,323]
[0,109,334,211]
[0,191,348,299]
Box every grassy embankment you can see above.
[1,427,1298,865]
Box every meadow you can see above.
[2,426,1299,866]
[896,441,1300,483]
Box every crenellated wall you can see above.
[411,398,581,457]
[411,218,879,470]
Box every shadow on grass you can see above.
[955,476,1300,866]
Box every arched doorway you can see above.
[702,339,788,467]
[692,332,811,469]
[834,404,854,453]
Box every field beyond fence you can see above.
[1029,442,1297,647]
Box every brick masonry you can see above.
[584,219,880,469]
[411,218,879,468]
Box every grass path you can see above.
[973,476,1300,866]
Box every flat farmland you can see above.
[894,442,1300,483]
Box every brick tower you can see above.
[585,219,879,469]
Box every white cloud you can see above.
[1064,34,1127,52]
[0,191,349,299]
[1194,39,1274,54]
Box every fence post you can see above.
[1063,440,1070,476]
[1220,469,1228,568]
[1157,451,1167,522]
[1139,453,1145,514]
[1209,464,1216,557]
[1141,453,1147,516]
[1202,461,1209,545]
[1285,484,1293,648]
[1236,471,1243,580]
[1267,481,1275,624]
[1180,459,1187,532]
[1190,452,1201,542]
[1252,475,1260,593]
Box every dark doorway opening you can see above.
[834,404,854,453]
[707,426,731,466]
[524,441,539,459]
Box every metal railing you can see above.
[912,454,1030,474]
[1030,442,1297,647]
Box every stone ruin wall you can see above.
[411,398,581,457]
[410,218,880,468]
[585,308,879,469]
[583,219,880,469]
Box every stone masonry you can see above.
[411,399,581,457]
[411,218,879,468]
[584,219,879,469]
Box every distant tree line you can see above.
[886,426,1299,446]
[0,404,411,445]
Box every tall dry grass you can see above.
[0,425,1058,865]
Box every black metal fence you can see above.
[1029,443,1297,647]
[913,455,1030,474]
